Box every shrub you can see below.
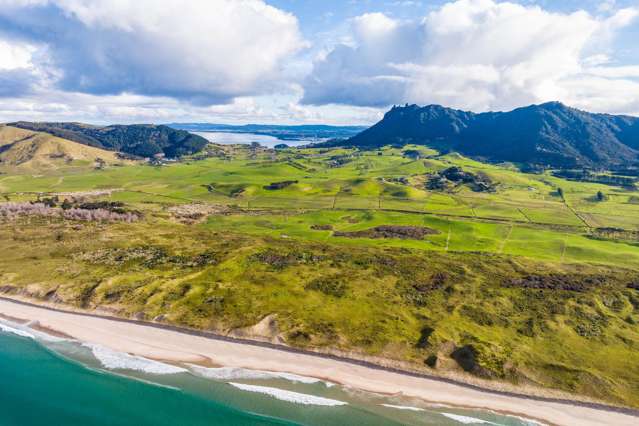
[0,202,139,223]
[305,276,348,297]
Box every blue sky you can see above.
[0,0,637,125]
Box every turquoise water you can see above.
[0,323,540,426]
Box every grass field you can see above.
[1,142,639,407]
[2,143,638,261]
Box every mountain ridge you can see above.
[337,102,639,168]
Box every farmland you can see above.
[2,144,639,264]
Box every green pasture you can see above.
[2,144,639,267]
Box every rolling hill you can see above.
[336,102,639,169]
[0,125,124,170]
[8,122,209,158]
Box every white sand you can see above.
[0,298,636,426]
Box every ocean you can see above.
[0,320,541,426]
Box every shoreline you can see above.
[1,296,638,426]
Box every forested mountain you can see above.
[339,102,639,168]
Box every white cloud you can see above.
[0,0,306,104]
[302,0,639,115]
[0,40,34,70]
[0,87,382,125]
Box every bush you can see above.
[263,180,298,190]
[305,276,348,297]
[425,355,438,367]
[451,345,478,372]
[0,202,139,223]
[416,326,434,348]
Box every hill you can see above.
[0,125,124,171]
[337,102,639,168]
[8,122,208,158]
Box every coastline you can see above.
[1,296,638,426]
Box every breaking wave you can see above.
[381,406,503,425]
[188,364,332,386]
[381,404,426,412]
[441,413,497,424]
[228,382,347,406]
[85,344,188,375]
[0,322,35,339]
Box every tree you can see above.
[61,198,73,210]
[557,187,564,199]
[403,149,421,160]
[596,191,606,202]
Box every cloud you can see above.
[0,0,306,104]
[0,87,383,126]
[301,0,639,114]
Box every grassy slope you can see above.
[0,143,638,406]
[0,125,126,173]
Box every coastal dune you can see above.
[0,297,636,426]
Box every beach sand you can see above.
[0,297,636,426]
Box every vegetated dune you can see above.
[0,125,125,171]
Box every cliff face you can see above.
[8,122,208,158]
[344,102,639,168]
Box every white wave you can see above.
[0,318,71,343]
[442,413,497,424]
[510,417,545,426]
[228,382,347,406]
[0,321,37,339]
[85,344,187,375]
[0,322,35,339]
[479,409,547,426]
[188,364,332,386]
[381,404,427,412]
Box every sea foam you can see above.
[0,322,36,339]
[441,413,496,424]
[188,364,332,386]
[228,382,347,406]
[381,404,426,412]
[85,344,187,375]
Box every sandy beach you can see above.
[0,297,637,426]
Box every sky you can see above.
[0,0,638,125]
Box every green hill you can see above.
[8,122,209,158]
[0,125,125,171]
